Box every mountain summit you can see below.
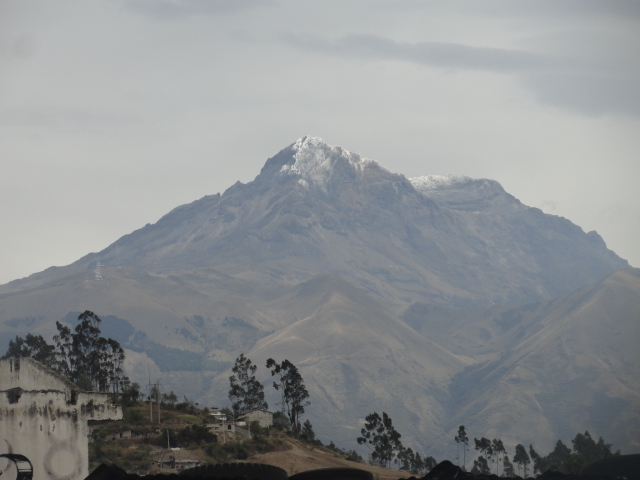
[279,136,382,191]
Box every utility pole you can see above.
[280,388,286,429]
[147,367,153,423]
[156,380,162,424]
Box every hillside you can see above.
[88,402,403,480]
[246,435,403,479]
[444,268,640,453]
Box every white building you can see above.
[0,357,122,480]
[238,409,273,428]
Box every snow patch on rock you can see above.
[409,175,473,193]
[280,136,379,190]
[410,174,510,208]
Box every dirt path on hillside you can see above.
[246,436,406,480]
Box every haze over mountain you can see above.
[0,137,636,459]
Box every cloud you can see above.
[523,71,640,117]
[488,0,640,19]
[125,0,273,19]
[282,33,553,72]
[282,32,640,117]
[383,0,640,20]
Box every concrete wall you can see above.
[0,357,122,480]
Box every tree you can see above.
[52,311,129,393]
[503,455,515,478]
[3,310,129,397]
[397,448,435,475]
[121,382,142,407]
[411,451,424,475]
[2,333,56,365]
[105,337,126,396]
[72,310,107,389]
[528,432,620,476]
[272,411,289,430]
[571,431,619,465]
[357,411,403,467]
[474,437,493,471]
[492,438,506,475]
[52,320,75,381]
[544,440,572,473]
[300,419,316,443]
[454,425,469,469]
[529,444,544,475]
[423,455,437,473]
[471,456,490,475]
[396,446,414,471]
[162,391,178,407]
[228,354,268,417]
[513,443,531,477]
[266,358,310,435]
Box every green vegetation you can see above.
[513,443,531,477]
[357,411,402,468]
[459,429,620,476]
[2,332,55,365]
[228,354,268,417]
[87,398,362,475]
[472,437,493,474]
[266,358,310,436]
[454,425,469,470]
[527,431,619,475]
[326,442,364,463]
[2,310,130,395]
[470,437,508,476]
[356,411,434,474]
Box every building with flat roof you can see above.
[238,409,273,428]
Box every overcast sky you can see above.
[1,0,639,285]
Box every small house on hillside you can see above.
[208,407,232,424]
[238,409,273,428]
[206,422,236,435]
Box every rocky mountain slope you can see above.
[1,137,626,307]
[0,137,636,460]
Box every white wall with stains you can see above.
[0,357,122,480]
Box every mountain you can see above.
[408,268,640,455]
[0,137,636,460]
[1,137,626,307]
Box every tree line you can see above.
[454,425,620,476]
[3,322,313,439]
[357,411,437,475]
[354,415,620,477]
[2,310,133,400]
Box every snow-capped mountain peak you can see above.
[280,136,379,190]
